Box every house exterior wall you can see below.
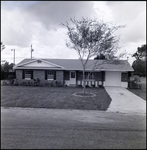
[104,71,129,88]
[121,72,129,82]
[77,71,104,81]
[15,69,64,82]
[64,71,77,86]
[121,72,129,88]
[15,69,129,87]
[76,71,105,87]
[121,82,128,88]
[16,70,23,81]
[56,71,64,85]
[105,71,121,87]
[16,69,45,81]
[34,70,45,81]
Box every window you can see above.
[84,72,88,78]
[45,70,56,80]
[47,71,54,80]
[64,71,70,80]
[24,70,33,79]
[121,72,128,82]
[84,72,94,79]
[71,71,75,78]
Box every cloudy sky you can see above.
[1,1,146,65]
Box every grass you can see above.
[127,77,146,100]
[1,86,112,111]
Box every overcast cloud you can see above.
[1,1,146,65]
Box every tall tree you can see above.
[62,17,125,94]
[132,44,146,61]
[132,60,146,76]
[1,62,14,72]
[132,44,146,76]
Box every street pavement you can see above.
[1,87,146,149]
[1,107,146,149]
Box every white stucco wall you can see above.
[65,80,70,86]
[105,71,121,87]
[121,82,128,88]
[104,71,128,87]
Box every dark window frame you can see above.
[23,70,33,79]
[64,71,70,80]
[45,70,56,80]
[71,71,75,78]
[84,72,94,79]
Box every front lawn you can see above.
[127,83,146,100]
[1,86,111,111]
[127,77,146,100]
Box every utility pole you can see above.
[1,42,6,51]
[11,49,15,65]
[31,44,34,59]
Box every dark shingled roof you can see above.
[14,58,134,71]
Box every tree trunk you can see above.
[83,68,86,95]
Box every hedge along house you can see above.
[13,58,134,88]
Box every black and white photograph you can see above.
[1,1,146,149]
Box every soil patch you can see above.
[72,92,96,97]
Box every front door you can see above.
[70,71,76,85]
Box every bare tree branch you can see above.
[61,17,125,94]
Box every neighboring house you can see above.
[13,58,134,88]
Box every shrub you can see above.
[13,79,22,86]
[33,78,40,86]
[99,85,104,88]
[55,81,63,87]
[2,80,10,86]
[85,85,90,88]
[76,85,82,88]
[129,77,141,89]
[91,84,95,87]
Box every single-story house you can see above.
[13,58,134,88]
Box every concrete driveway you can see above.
[105,87,146,114]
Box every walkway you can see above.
[105,87,146,114]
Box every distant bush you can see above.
[3,78,64,87]
[132,60,146,77]
[55,81,64,87]
[129,76,141,89]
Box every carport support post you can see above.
[128,71,131,88]
[101,71,104,87]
